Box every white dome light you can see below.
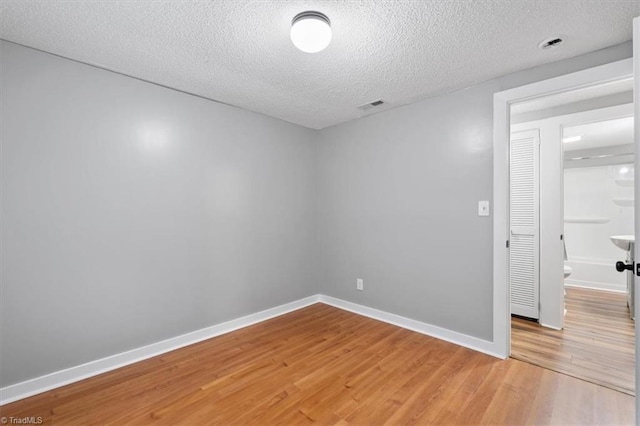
[290,11,331,53]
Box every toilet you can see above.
[563,264,571,317]
[563,242,571,316]
[563,264,573,278]
[563,239,572,278]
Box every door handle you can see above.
[616,261,633,272]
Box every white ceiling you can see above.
[1,1,639,129]
[564,116,634,151]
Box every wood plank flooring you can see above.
[1,303,635,425]
[511,286,635,395]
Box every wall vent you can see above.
[358,99,385,111]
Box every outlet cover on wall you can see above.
[356,278,364,291]
[478,200,490,216]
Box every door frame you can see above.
[492,58,633,359]
[511,103,635,329]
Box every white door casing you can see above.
[632,14,639,421]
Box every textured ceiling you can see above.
[1,1,639,129]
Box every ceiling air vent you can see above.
[358,99,385,111]
[538,36,565,50]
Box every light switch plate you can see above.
[478,200,490,216]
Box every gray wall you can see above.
[0,41,318,387]
[1,38,633,388]
[317,42,632,341]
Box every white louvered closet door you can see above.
[510,129,540,319]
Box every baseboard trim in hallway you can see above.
[1,294,499,405]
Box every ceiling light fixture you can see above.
[290,11,331,53]
[563,135,582,143]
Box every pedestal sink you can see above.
[610,235,635,251]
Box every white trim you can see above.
[539,321,562,331]
[1,293,506,405]
[564,255,627,294]
[493,58,633,359]
[493,86,511,359]
[564,281,626,293]
[319,295,502,358]
[0,295,322,405]
[632,15,640,419]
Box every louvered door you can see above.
[510,129,540,319]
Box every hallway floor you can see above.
[511,286,635,395]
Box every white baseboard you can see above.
[1,294,502,405]
[539,321,562,331]
[0,295,321,405]
[564,280,626,293]
[564,259,626,293]
[318,295,501,358]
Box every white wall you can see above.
[564,164,634,292]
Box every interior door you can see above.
[510,129,540,319]
[632,14,639,420]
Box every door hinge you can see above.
[506,240,509,248]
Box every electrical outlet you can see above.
[478,200,490,216]
[356,278,364,291]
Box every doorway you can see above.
[508,96,635,394]
[491,56,638,397]
[492,59,634,359]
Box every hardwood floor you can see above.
[1,303,634,425]
[511,286,635,395]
